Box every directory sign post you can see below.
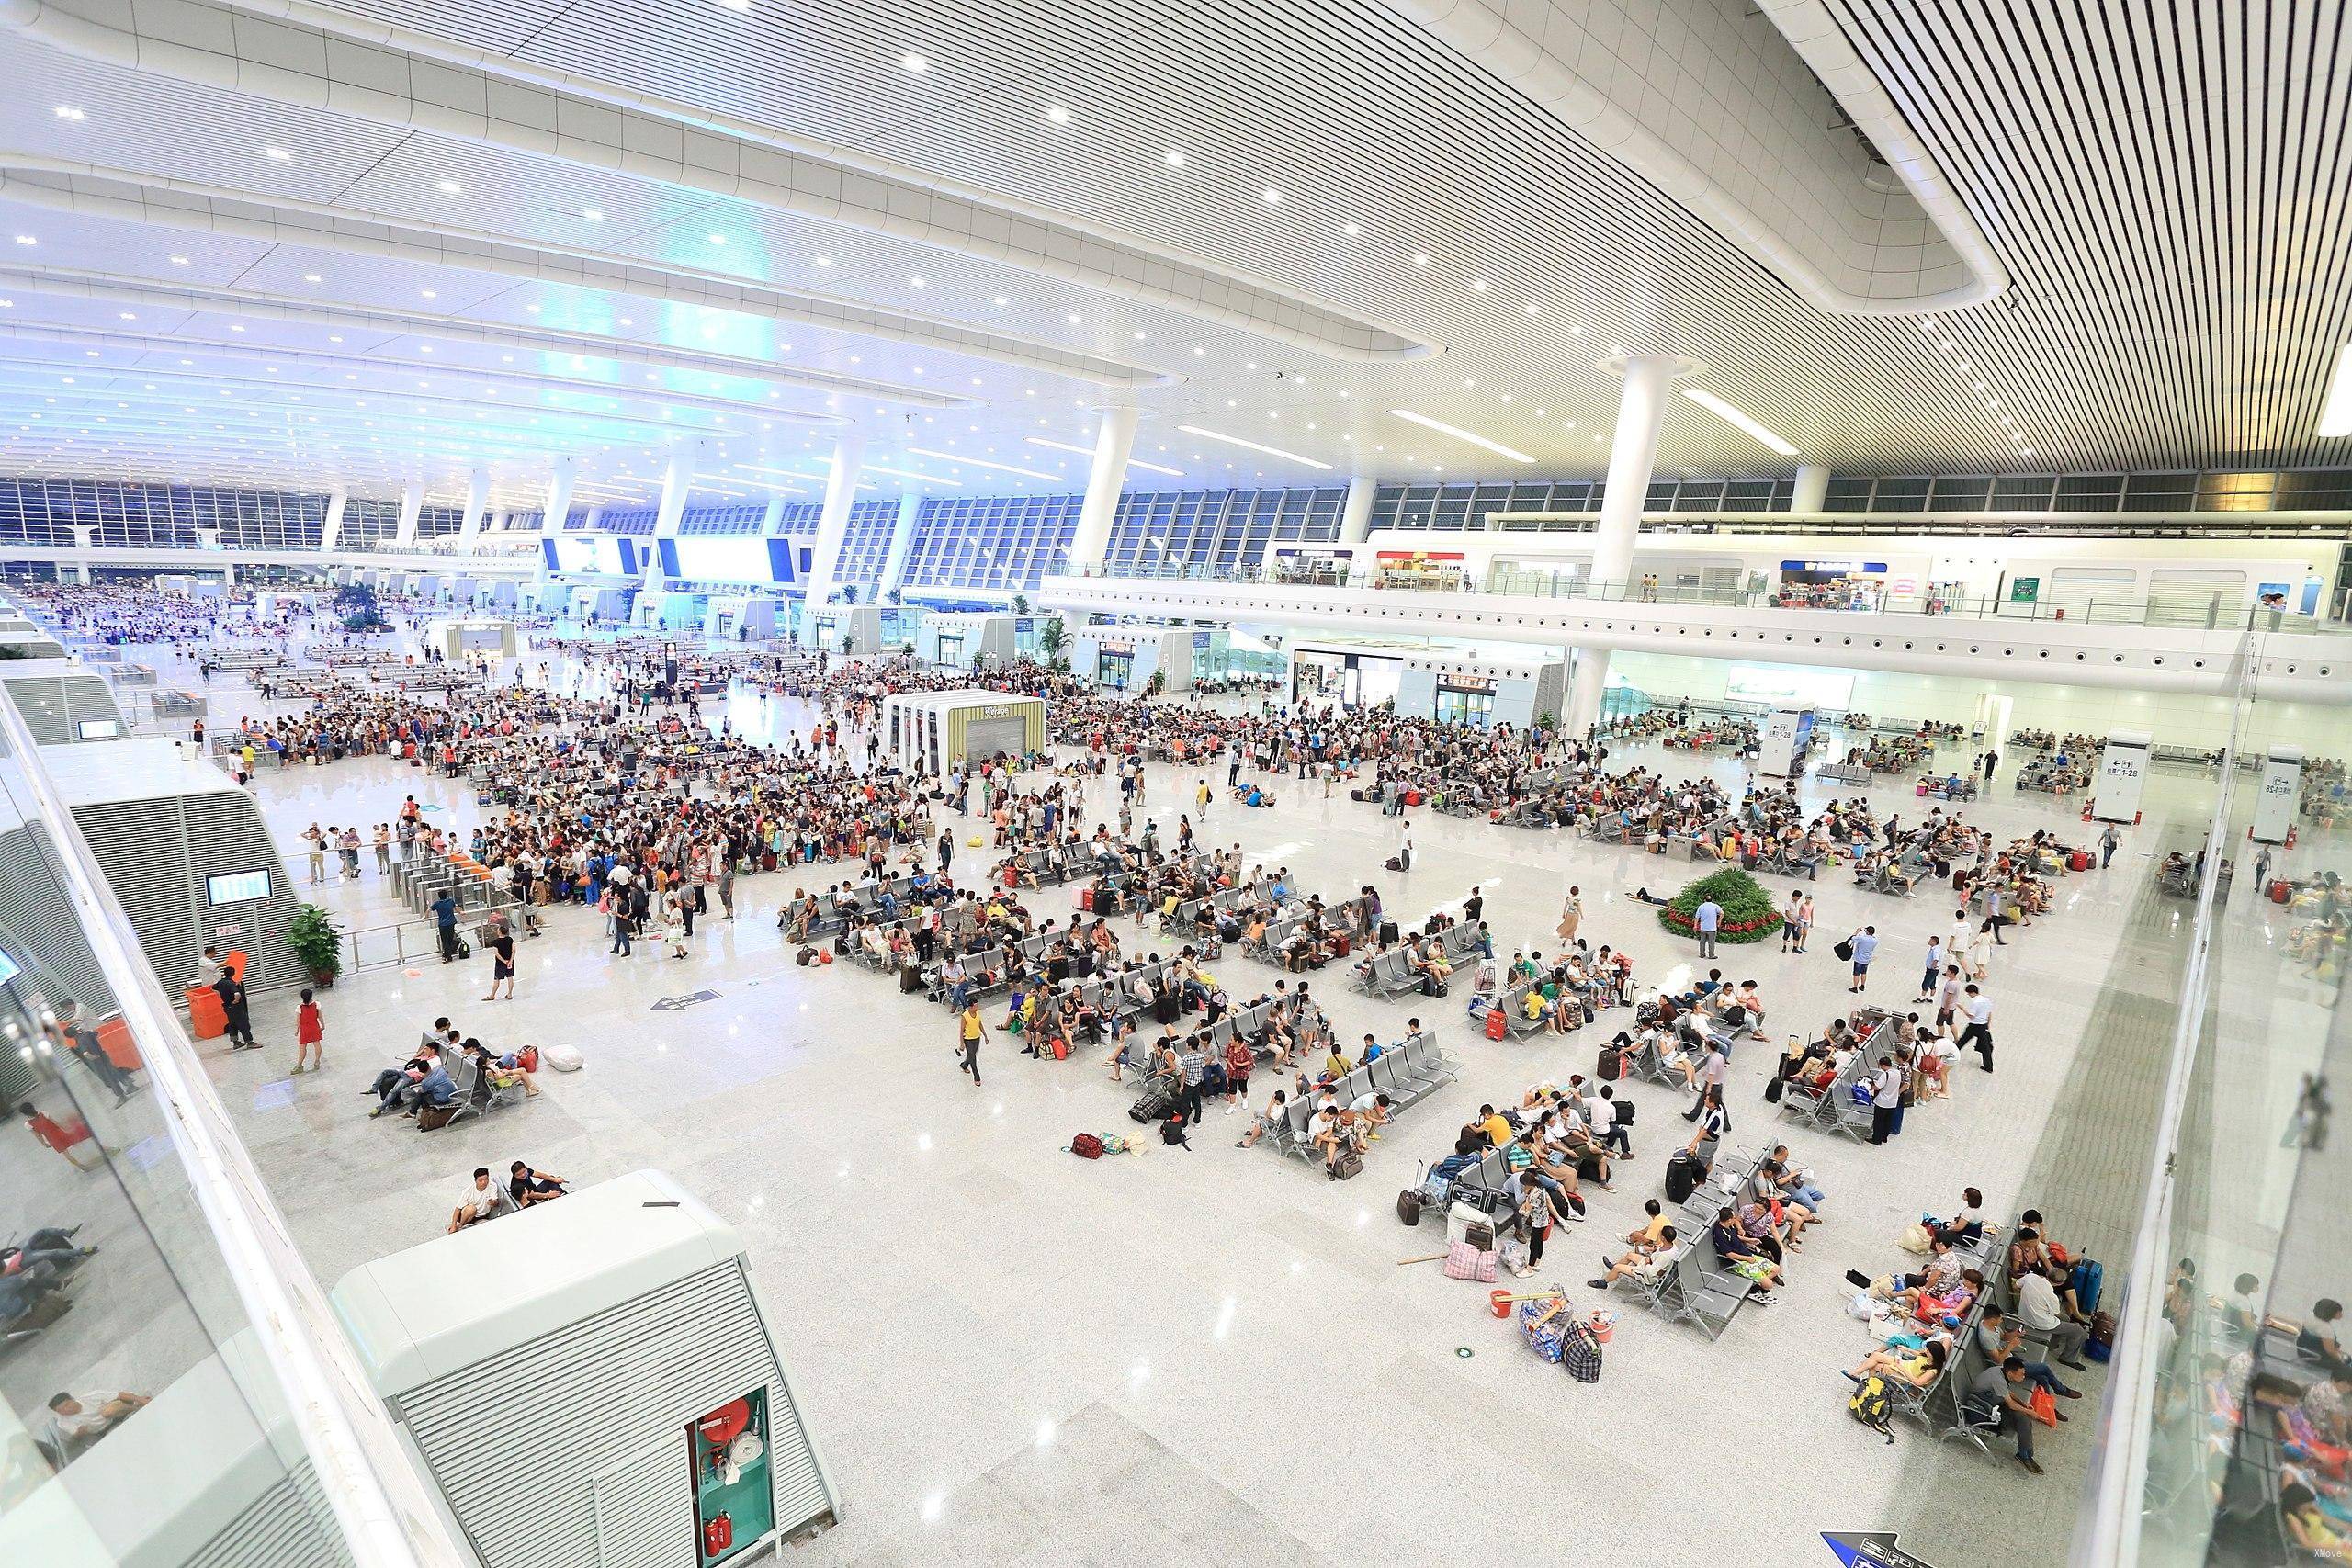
[2091,732,2152,824]
[2252,747,2302,846]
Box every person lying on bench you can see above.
[1847,1340,1951,1393]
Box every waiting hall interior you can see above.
[0,3,2346,1566]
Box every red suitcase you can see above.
[2068,850,2091,872]
[1329,932,1351,956]
[2271,879,2292,904]
[1080,887,1096,911]
[1404,789,1423,806]
[1485,1006,1508,1041]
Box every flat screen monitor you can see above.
[75,719,120,739]
[205,868,273,904]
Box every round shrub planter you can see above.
[1658,868,1781,943]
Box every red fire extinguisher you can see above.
[702,1511,733,1558]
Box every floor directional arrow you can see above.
[649,988,721,1012]
[1823,1532,1938,1568]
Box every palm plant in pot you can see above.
[284,903,345,987]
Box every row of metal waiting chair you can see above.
[1777,1010,1894,1143]
[1261,1032,1454,1164]
[1354,921,1482,999]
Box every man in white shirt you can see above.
[2016,1265,2092,1367]
[1869,1055,1904,1145]
[44,1388,149,1450]
[447,1167,502,1234]
[1958,987,1996,1073]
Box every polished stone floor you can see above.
[153,640,2337,1566]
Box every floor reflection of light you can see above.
[922,1493,944,1523]
[1213,1296,1236,1339]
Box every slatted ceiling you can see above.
[3,1,2350,489]
[0,819,118,1015]
[395,1261,833,1568]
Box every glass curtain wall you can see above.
[0,700,450,1563]
[2081,646,2352,1565]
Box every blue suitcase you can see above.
[2070,1258,2104,1314]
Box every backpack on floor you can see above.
[541,1043,583,1072]
[1849,1374,1894,1440]
[1068,1133,1104,1160]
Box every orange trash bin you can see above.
[96,1015,144,1071]
[185,985,226,1039]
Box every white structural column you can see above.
[1564,354,1683,737]
[69,523,93,584]
[799,429,866,611]
[1065,406,1140,573]
[321,484,348,551]
[653,439,699,538]
[540,459,575,536]
[1338,474,1377,544]
[876,491,923,599]
[758,494,788,536]
[458,469,492,548]
[393,481,424,547]
[1792,462,1831,514]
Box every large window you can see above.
[899,494,1083,592]
[341,498,402,547]
[1374,479,1792,529]
[1103,488,1345,572]
[0,479,328,546]
[831,500,903,598]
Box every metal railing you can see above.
[1054,561,2347,635]
[336,897,523,974]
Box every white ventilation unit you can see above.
[334,1170,841,1568]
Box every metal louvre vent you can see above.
[3,675,130,747]
[68,792,302,993]
[185,1462,355,1568]
[394,1260,833,1568]
[178,792,304,988]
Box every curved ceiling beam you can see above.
[0,319,852,426]
[0,159,1171,389]
[0,265,979,409]
[1385,0,2006,318]
[0,0,1438,364]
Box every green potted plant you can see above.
[1145,670,1166,697]
[284,903,344,987]
[1011,593,1032,614]
[1037,618,1068,666]
[1657,868,1780,943]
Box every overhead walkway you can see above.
[1040,567,2350,705]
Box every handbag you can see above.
[1442,1239,1498,1282]
[2029,1386,2059,1427]
[1834,936,1856,962]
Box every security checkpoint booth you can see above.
[915,612,1021,670]
[804,604,884,656]
[883,689,1048,775]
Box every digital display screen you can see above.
[75,719,120,739]
[205,869,273,904]
[545,538,639,576]
[1726,664,1856,710]
[665,538,797,584]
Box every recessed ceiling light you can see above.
[1164,150,1186,167]
[1067,313,1082,324]
[303,273,321,282]
[169,254,188,265]
[581,209,605,223]
[1388,408,1534,463]
[1412,253,1429,266]
[1470,277,1489,292]
[707,233,727,245]
[53,105,85,121]
[11,235,34,246]
[718,0,750,9]
[902,52,927,72]
[437,179,462,194]
[1680,387,1798,456]
[1046,104,1071,124]
[263,146,290,160]
[910,276,925,287]
[1261,186,1283,204]
[1176,423,1331,470]
[1343,222,1362,237]
[1132,331,1147,340]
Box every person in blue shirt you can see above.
[1693,897,1723,957]
[431,890,459,964]
[1848,925,1880,993]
